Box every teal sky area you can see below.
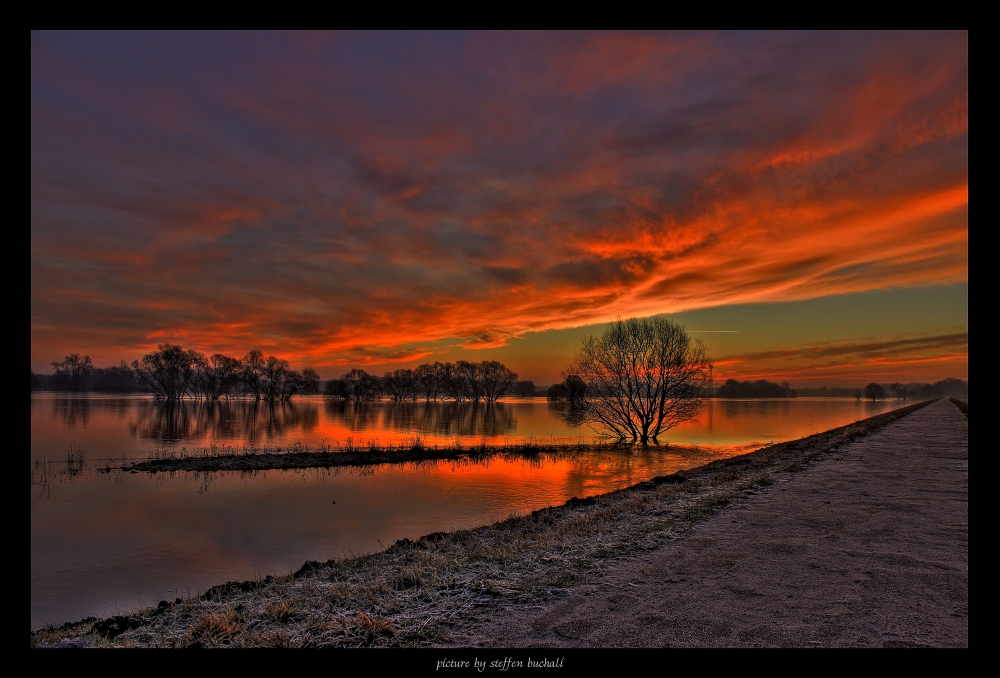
[359,283,968,387]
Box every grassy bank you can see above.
[949,397,968,415]
[32,400,935,648]
[116,439,611,475]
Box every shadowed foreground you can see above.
[445,398,968,648]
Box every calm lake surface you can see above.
[31,393,907,628]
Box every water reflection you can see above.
[31,393,908,459]
[50,397,93,428]
[129,400,318,444]
[31,393,912,628]
[324,400,518,437]
[719,398,791,419]
[549,400,589,427]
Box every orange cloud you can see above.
[31,32,968,378]
[713,332,968,386]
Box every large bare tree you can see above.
[51,353,94,391]
[132,344,202,400]
[566,317,711,445]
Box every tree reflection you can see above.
[323,400,518,437]
[433,402,516,437]
[51,397,92,428]
[323,401,382,431]
[548,400,588,427]
[130,399,319,443]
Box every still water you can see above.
[31,394,906,628]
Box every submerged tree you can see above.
[91,361,140,392]
[241,349,267,401]
[566,317,712,445]
[339,368,382,402]
[863,382,885,401]
[132,344,202,400]
[197,353,243,400]
[415,362,443,401]
[512,380,536,397]
[383,368,418,401]
[479,360,517,403]
[51,354,94,391]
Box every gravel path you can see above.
[447,398,968,648]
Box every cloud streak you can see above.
[31,31,968,375]
[713,331,968,385]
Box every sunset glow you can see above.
[31,32,968,386]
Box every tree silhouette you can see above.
[131,344,202,399]
[340,368,382,402]
[567,317,711,445]
[241,349,267,401]
[51,354,94,391]
[863,382,885,401]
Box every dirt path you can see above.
[446,399,968,648]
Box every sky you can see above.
[30,31,968,386]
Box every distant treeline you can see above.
[715,379,796,398]
[31,347,532,404]
[545,376,796,400]
[32,346,318,401]
[798,378,968,400]
[544,375,970,400]
[30,348,969,403]
[324,362,526,403]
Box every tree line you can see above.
[323,361,520,404]
[32,348,529,404]
[714,379,796,398]
[797,378,968,400]
[544,373,970,403]
[33,345,319,401]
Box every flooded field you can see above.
[31,394,907,628]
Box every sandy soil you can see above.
[444,398,968,648]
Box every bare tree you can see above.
[863,382,885,401]
[563,374,587,403]
[547,383,569,400]
[241,349,267,401]
[91,361,140,392]
[210,354,243,399]
[132,344,202,400]
[513,380,536,397]
[51,354,94,391]
[260,356,290,401]
[415,363,443,401]
[566,317,711,445]
[383,368,418,401]
[298,368,320,396]
[480,361,517,403]
[341,368,382,402]
[455,361,481,402]
[324,377,348,400]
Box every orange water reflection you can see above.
[31,394,908,628]
[31,394,908,459]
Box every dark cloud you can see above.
[31,31,968,373]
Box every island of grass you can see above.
[35,399,939,648]
[112,439,612,474]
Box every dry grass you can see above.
[32,400,934,648]
[109,438,615,475]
